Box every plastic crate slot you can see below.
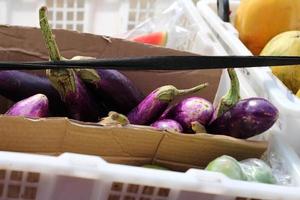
[7,184,21,198]
[107,194,120,200]
[127,184,139,194]
[111,182,124,192]
[124,196,135,200]
[0,184,3,197]
[0,170,5,180]
[21,186,37,200]
[142,186,154,195]
[10,171,23,181]
[26,173,40,183]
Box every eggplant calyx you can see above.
[46,69,77,100]
[76,69,101,87]
[156,85,178,102]
[99,111,129,126]
[216,68,240,117]
[191,121,207,133]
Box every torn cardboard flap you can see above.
[0,116,267,171]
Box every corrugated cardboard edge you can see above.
[0,116,267,171]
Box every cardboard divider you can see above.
[0,116,267,171]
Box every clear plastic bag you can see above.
[122,0,198,51]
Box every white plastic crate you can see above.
[0,134,299,200]
[196,0,300,153]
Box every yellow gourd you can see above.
[297,89,300,98]
[234,0,300,55]
[260,31,300,95]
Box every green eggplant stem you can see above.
[39,6,61,61]
[157,83,208,102]
[216,68,240,117]
[39,6,76,98]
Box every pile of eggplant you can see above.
[2,7,279,140]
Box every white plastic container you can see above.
[0,134,299,200]
[196,0,300,153]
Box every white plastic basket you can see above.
[196,0,300,153]
[0,134,299,200]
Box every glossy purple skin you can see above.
[161,97,214,131]
[0,70,66,116]
[5,94,49,118]
[151,119,183,132]
[127,91,168,125]
[207,98,279,139]
[64,74,99,122]
[92,69,144,114]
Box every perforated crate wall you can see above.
[46,0,86,32]
[107,182,170,200]
[0,169,40,200]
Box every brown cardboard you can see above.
[0,26,267,171]
[0,116,266,171]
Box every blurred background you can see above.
[0,0,198,36]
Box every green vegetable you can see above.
[240,158,276,184]
[205,155,246,180]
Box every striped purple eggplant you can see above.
[206,98,279,139]
[0,70,66,116]
[151,119,183,133]
[39,7,100,122]
[5,94,49,118]
[76,67,144,114]
[161,97,214,132]
[127,83,208,125]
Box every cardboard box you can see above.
[0,25,267,171]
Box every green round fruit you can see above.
[240,158,276,184]
[205,155,247,180]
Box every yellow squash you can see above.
[260,31,300,95]
[234,0,300,55]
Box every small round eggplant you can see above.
[151,119,183,133]
[163,97,214,132]
[5,94,49,118]
[207,97,279,139]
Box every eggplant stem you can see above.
[39,6,61,61]
[39,6,77,98]
[216,68,240,117]
[157,83,208,102]
[177,82,208,95]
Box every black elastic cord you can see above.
[0,56,299,71]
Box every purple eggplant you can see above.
[76,67,144,114]
[127,83,208,125]
[206,98,279,139]
[160,97,214,132]
[5,94,49,118]
[151,119,183,132]
[0,70,66,116]
[39,7,100,122]
[212,68,240,121]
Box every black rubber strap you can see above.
[0,55,299,71]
